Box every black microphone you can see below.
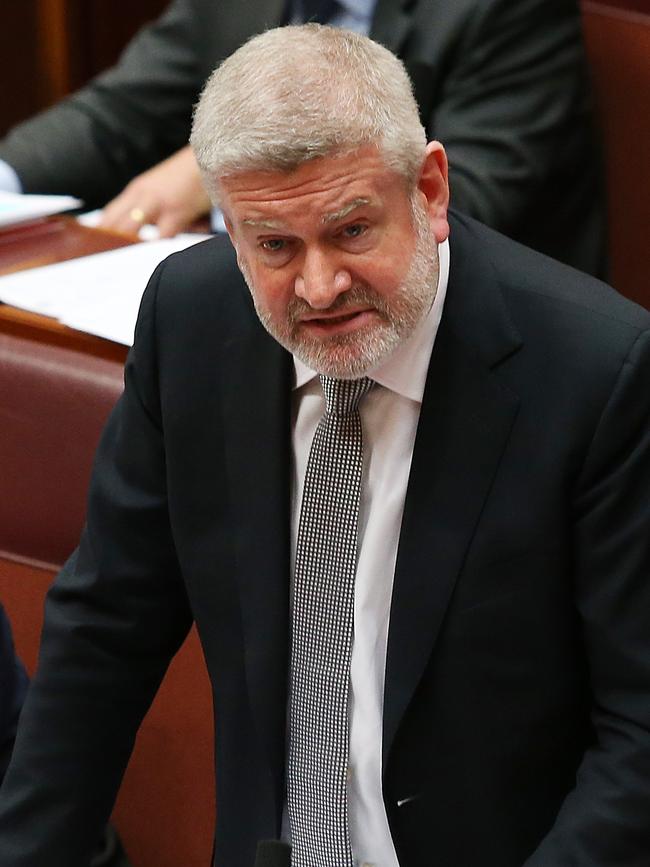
[253,840,292,867]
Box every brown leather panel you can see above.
[0,557,215,867]
[0,557,53,673]
[112,626,216,867]
[0,547,62,574]
[0,332,123,566]
[581,1,650,309]
[587,0,650,15]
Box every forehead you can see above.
[220,145,408,223]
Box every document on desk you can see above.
[0,235,211,345]
[0,191,82,228]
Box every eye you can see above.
[341,223,367,239]
[260,238,286,252]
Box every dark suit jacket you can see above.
[0,0,604,274]
[0,213,648,866]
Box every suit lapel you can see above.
[383,215,523,763]
[220,312,293,808]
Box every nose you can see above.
[294,245,351,309]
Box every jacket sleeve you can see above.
[426,0,603,272]
[0,606,29,783]
[0,0,203,206]
[525,328,650,864]
[0,264,193,867]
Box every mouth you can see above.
[299,308,376,337]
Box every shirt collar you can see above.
[293,237,450,403]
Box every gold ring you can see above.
[129,207,146,224]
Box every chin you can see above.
[293,325,401,379]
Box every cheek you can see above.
[248,267,294,318]
[357,232,414,292]
[357,260,409,297]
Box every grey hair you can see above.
[190,24,426,203]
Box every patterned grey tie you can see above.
[288,375,374,867]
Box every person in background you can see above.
[0,0,604,275]
[0,604,131,867]
[0,23,648,867]
[0,606,28,784]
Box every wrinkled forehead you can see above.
[218,145,411,222]
[218,144,413,202]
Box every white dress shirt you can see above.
[323,0,377,33]
[290,0,376,32]
[0,161,22,194]
[289,239,450,866]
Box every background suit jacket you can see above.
[0,214,648,866]
[0,0,603,274]
[0,606,28,783]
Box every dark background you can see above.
[0,0,168,133]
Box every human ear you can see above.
[417,141,450,243]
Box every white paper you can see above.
[0,191,82,228]
[77,209,161,241]
[0,234,211,346]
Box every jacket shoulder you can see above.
[455,213,649,336]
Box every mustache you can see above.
[287,286,388,324]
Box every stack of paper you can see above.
[0,235,211,346]
[0,191,82,229]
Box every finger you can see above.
[101,195,157,236]
[157,211,188,238]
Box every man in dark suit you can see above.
[0,0,603,274]
[1,23,648,867]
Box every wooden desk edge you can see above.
[0,306,128,363]
[0,217,135,363]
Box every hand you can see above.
[99,146,211,237]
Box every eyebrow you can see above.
[242,217,285,230]
[240,197,374,231]
[322,198,372,224]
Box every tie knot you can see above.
[320,376,374,416]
